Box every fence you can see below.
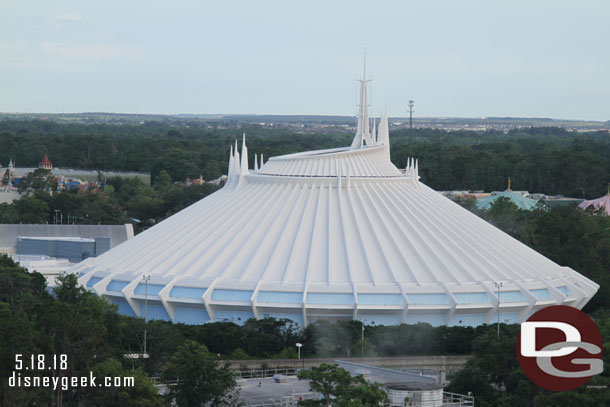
[237,368,300,379]
[241,392,318,407]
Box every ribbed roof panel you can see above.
[72,138,598,326]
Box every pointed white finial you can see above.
[260,153,264,166]
[224,144,236,188]
[228,145,234,177]
[254,154,258,171]
[377,107,390,160]
[240,133,249,175]
[234,139,240,174]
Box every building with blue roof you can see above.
[476,178,540,211]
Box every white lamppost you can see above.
[494,281,503,340]
[142,274,151,355]
[296,343,302,360]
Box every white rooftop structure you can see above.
[12,254,74,286]
[71,66,598,327]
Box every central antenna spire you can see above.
[363,47,367,82]
[351,49,374,149]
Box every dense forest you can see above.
[1,120,610,197]
[2,257,610,406]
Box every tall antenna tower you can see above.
[408,100,415,141]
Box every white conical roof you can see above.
[72,78,598,328]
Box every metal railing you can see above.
[443,391,475,406]
[237,368,300,379]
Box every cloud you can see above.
[40,42,142,60]
[54,13,83,21]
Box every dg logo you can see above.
[517,305,603,391]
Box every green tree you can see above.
[228,348,250,360]
[313,337,335,358]
[153,170,172,191]
[485,197,526,238]
[163,340,237,407]
[297,363,387,407]
[190,322,241,355]
[352,339,376,357]
[40,274,124,405]
[202,160,221,180]
[0,203,19,223]
[446,325,522,406]
[15,197,50,223]
[240,317,301,357]
[81,359,163,407]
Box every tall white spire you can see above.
[351,52,374,149]
[377,107,390,160]
[254,153,258,172]
[228,145,234,178]
[240,133,249,175]
[233,139,241,175]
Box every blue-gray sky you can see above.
[1,0,608,120]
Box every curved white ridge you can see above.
[259,145,401,178]
[71,71,598,327]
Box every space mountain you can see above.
[71,68,598,327]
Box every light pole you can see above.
[296,343,302,360]
[296,343,303,369]
[408,100,415,141]
[494,281,503,340]
[361,323,365,356]
[142,274,151,355]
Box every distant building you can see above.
[1,153,151,190]
[39,153,53,170]
[578,187,610,215]
[0,159,20,201]
[0,223,134,285]
[476,178,539,210]
[1,158,18,185]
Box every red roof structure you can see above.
[39,154,53,169]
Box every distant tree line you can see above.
[0,120,351,183]
[2,120,609,198]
